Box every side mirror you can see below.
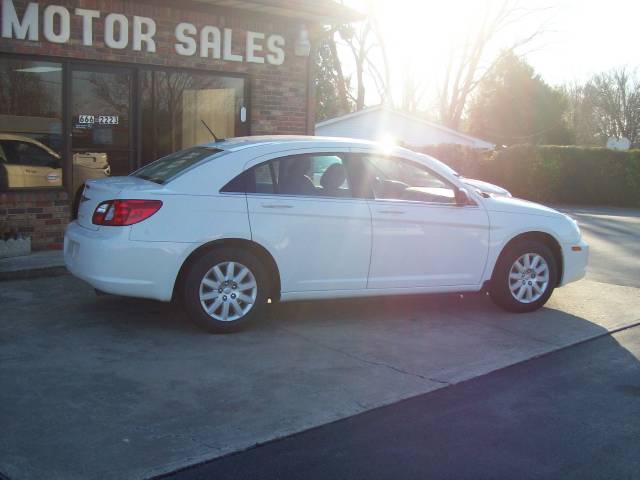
[454,187,471,206]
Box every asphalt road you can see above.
[161,324,640,480]
[557,206,640,288]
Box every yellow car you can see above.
[0,134,110,214]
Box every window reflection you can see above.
[141,70,245,163]
[0,59,246,192]
[71,69,131,179]
[0,59,62,191]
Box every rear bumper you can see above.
[64,221,191,301]
[559,239,589,286]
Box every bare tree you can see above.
[329,0,391,110]
[585,68,640,145]
[401,63,426,115]
[323,27,352,114]
[560,81,599,146]
[438,1,549,130]
[88,73,130,114]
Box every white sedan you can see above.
[65,136,588,333]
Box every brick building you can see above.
[0,0,360,249]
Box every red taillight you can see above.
[92,199,163,226]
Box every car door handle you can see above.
[261,204,293,209]
[378,210,405,215]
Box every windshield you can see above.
[413,152,460,177]
[131,147,224,184]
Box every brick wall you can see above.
[0,0,310,135]
[0,0,311,250]
[0,190,70,250]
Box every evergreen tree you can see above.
[468,52,574,145]
[314,39,354,122]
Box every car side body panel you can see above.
[129,194,251,244]
[366,200,490,288]
[247,194,372,292]
[480,202,586,286]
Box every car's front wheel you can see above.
[490,240,558,313]
[183,248,268,333]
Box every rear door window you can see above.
[222,154,353,198]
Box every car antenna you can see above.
[201,119,223,142]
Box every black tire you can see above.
[182,247,269,333]
[72,186,84,220]
[489,240,558,313]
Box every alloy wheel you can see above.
[508,253,550,304]
[199,261,258,321]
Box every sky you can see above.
[340,0,639,108]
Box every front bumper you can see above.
[64,221,191,301]
[559,239,589,286]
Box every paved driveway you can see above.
[0,206,638,480]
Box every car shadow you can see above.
[84,289,626,364]
[84,290,495,334]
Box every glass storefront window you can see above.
[0,59,63,191]
[71,67,132,179]
[0,55,247,194]
[141,70,246,163]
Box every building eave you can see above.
[193,0,365,24]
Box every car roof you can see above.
[203,135,380,152]
[167,135,464,194]
[196,135,459,181]
[0,133,60,158]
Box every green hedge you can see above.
[418,144,640,207]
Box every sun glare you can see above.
[377,134,398,152]
[345,0,550,105]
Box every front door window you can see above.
[362,155,457,204]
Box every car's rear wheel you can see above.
[490,240,558,313]
[183,248,268,333]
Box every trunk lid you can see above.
[76,176,164,230]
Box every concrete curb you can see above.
[0,250,67,282]
[0,266,69,282]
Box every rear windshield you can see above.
[131,147,224,184]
